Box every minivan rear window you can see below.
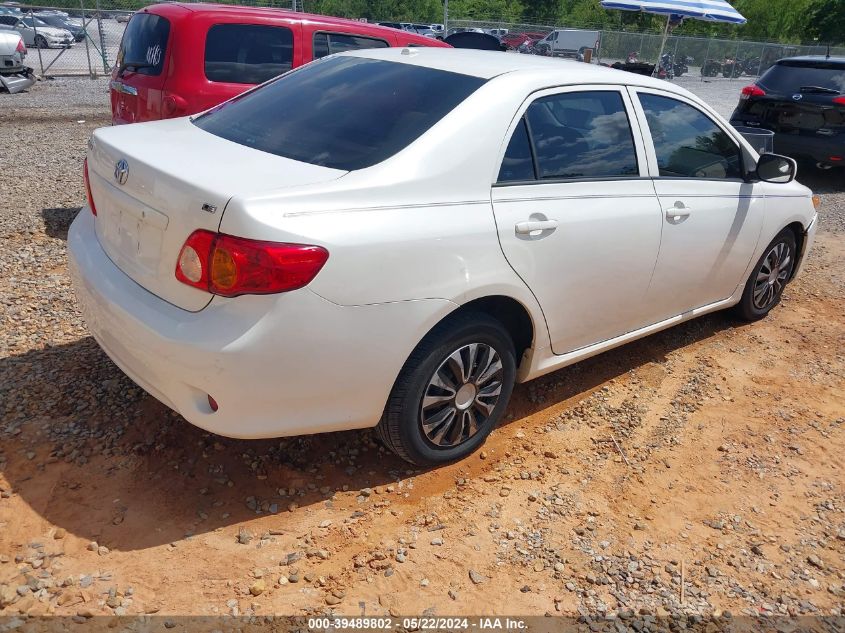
[758,60,845,94]
[116,12,170,76]
[205,23,294,84]
[193,56,486,171]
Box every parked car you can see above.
[486,28,508,37]
[71,49,818,465]
[0,29,34,93]
[110,3,449,124]
[0,14,73,48]
[34,11,85,42]
[500,31,546,50]
[730,56,845,169]
[114,12,132,23]
[534,29,600,58]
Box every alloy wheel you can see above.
[420,343,503,448]
[753,241,793,310]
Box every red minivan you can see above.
[110,3,449,124]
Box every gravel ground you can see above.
[1,76,844,624]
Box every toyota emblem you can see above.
[114,159,129,185]
[791,93,803,101]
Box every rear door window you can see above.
[520,90,639,180]
[116,12,170,76]
[312,32,389,59]
[205,23,293,84]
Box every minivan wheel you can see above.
[377,312,516,466]
[736,229,797,321]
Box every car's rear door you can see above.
[630,88,766,320]
[491,86,663,355]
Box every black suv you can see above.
[730,56,845,169]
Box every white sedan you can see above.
[69,49,818,465]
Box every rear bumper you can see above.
[730,117,844,165]
[0,69,35,94]
[67,208,454,439]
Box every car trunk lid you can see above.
[86,118,346,312]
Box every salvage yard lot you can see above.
[1,77,844,620]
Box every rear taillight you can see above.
[83,158,97,216]
[833,96,845,105]
[175,230,329,297]
[162,92,188,118]
[740,85,766,99]
[16,38,26,54]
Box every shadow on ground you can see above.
[0,309,738,552]
[41,207,81,240]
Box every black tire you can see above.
[377,312,516,466]
[35,35,48,49]
[735,229,797,321]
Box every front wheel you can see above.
[377,313,516,466]
[735,229,797,321]
[35,35,49,49]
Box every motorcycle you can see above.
[701,58,722,77]
[657,53,674,80]
[673,55,693,77]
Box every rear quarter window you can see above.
[117,12,170,76]
[205,23,294,85]
[312,32,389,60]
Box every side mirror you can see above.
[756,153,796,183]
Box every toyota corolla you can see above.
[69,48,819,465]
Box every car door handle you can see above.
[665,205,691,221]
[515,219,559,234]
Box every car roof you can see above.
[147,2,415,36]
[344,47,683,91]
[777,55,845,66]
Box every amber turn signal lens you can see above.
[211,247,237,290]
[812,194,821,211]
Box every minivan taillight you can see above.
[833,96,845,105]
[740,85,766,99]
[162,92,188,118]
[83,158,97,216]
[175,230,329,297]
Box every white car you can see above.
[0,14,72,48]
[68,49,818,465]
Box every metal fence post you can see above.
[81,0,93,78]
[701,38,712,81]
[95,0,108,73]
[443,0,448,33]
[29,10,45,76]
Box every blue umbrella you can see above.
[600,0,747,75]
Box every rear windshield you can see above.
[759,61,845,94]
[205,23,294,84]
[117,12,170,76]
[193,56,486,171]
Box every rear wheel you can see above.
[377,313,516,466]
[735,229,797,321]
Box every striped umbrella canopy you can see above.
[600,0,747,24]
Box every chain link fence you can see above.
[6,3,844,79]
[450,19,845,79]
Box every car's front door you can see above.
[630,88,765,321]
[492,86,664,355]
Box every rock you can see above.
[553,562,565,573]
[326,595,342,605]
[469,569,486,585]
[430,538,443,546]
[808,554,824,569]
[751,545,764,556]
[420,578,429,587]
[0,585,18,608]
[53,528,67,540]
[237,527,253,545]
[533,561,545,572]
[499,487,510,498]
[86,541,98,551]
[249,579,266,596]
